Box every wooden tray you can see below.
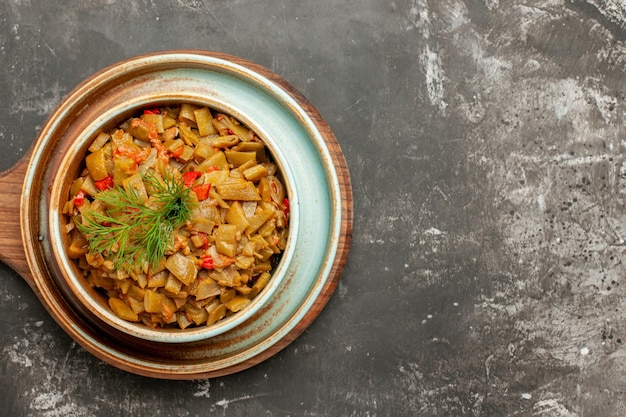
[0,51,353,379]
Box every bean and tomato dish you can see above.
[63,104,289,329]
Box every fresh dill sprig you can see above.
[144,171,193,229]
[77,172,195,273]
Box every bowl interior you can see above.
[50,95,298,343]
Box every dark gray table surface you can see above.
[2,1,626,416]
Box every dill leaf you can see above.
[76,173,194,273]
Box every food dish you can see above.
[15,51,352,378]
[64,103,290,330]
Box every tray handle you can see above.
[0,149,35,288]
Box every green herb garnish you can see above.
[77,172,195,273]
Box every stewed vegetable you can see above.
[63,104,289,329]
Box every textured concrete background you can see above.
[2,0,626,416]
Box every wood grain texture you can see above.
[0,148,34,286]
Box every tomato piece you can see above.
[170,146,184,158]
[193,183,211,201]
[200,255,215,270]
[73,190,86,207]
[94,175,114,191]
[182,171,201,188]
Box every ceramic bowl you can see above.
[50,101,297,343]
